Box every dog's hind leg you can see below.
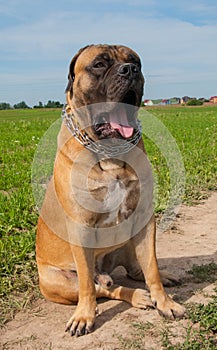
[37,264,80,305]
[38,263,153,310]
[38,264,116,303]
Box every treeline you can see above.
[33,100,64,109]
[0,100,64,110]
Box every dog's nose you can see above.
[118,63,139,77]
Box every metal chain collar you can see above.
[61,105,142,157]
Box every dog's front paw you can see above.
[152,293,185,319]
[65,304,97,336]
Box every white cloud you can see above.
[0,4,217,104]
[1,12,217,61]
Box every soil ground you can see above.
[1,192,217,350]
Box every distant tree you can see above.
[44,100,63,108]
[54,101,63,108]
[33,101,44,108]
[186,99,203,106]
[0,102,12,110]
[13,101,30,109]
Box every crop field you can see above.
[0,106,217,348]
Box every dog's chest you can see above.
[87,160,139,227]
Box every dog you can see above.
[36,44,185,337]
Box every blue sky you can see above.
[0,0,217,106]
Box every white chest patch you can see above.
[102,179,131,226]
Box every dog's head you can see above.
[65,44,144,141]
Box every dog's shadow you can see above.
[94,251,217,330]
[95,299,130,329]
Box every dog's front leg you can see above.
[133,215,185,319]
[66,246,96,336]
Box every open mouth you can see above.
[94,91,138,139]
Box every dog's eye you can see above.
[93,62,105,69]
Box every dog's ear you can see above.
[65,45,90,95]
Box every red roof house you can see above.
[210,96,217,103]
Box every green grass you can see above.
[161,291,217,349]
[116,287,217,350]
[140,105,217,209]
[0,109,59,324]
[160,264,217,349]
[0,106,217,329]
[187,262,217,283]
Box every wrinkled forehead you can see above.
[74,45,141,72]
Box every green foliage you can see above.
[186,99,203,106]
[33,100,63,108]
[187,295,217,334]
[187,263,217,283]
[33,101,44,108]
[13,101,30,109]
[161,294,217,349]
[0,102,12,110]
[0,100,64,110]
[44,100,63,108]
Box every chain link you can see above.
[61,105,142,157]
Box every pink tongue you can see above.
[109,105,134,138]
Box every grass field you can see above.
[0,106,217,347]
[0,109,60,324]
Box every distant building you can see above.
[170,97,180,104]
[181,96,198,104]
[181,96,191,104]
[161,99,170,105]
[143,99,154,106]
[210,96,217,103]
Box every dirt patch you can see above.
[1,193,217,350]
